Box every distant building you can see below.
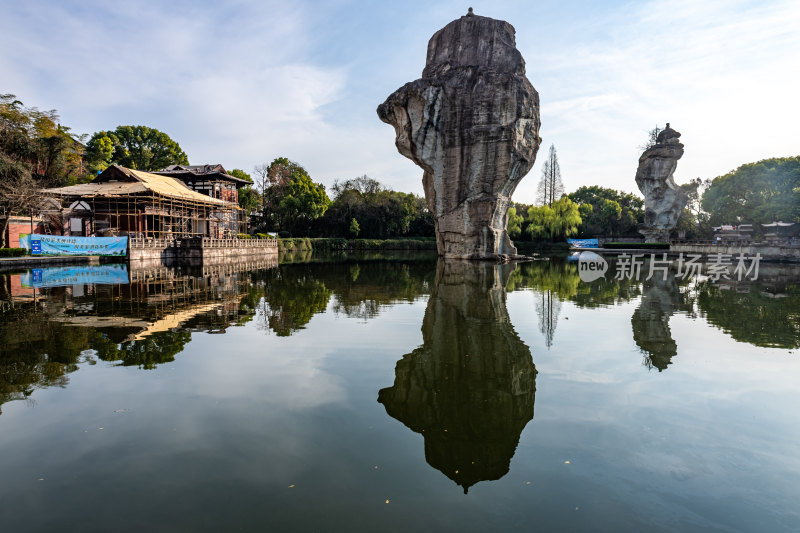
[712,224,753,244]
[761,221,799,243]
[152,164,249,204]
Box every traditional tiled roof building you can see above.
[153,164,248,204]
[44,165,243,238]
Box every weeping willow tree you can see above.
[526,196,582,242]
[506,206,524,239]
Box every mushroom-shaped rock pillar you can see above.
[635,123,693,243]
[377,10,541,259]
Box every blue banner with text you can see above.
[21,264,130,288]
[21,235,128,256]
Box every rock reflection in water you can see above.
[378,260,536,493]
[630,275,687,371]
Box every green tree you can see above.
[701,156,800,228]
[1,94,86,244]
[228,168,252,183]
[85,125,189,172]
[259,159,330,235]
[318,175,432,238]
[227,168,260,216]
[507,207,524,239]
[568,186,644,237]
[238,186,261,216]
[526,196,581,242]
[85,134,114,174]
[349,217,360,237]
[1,94,86,185]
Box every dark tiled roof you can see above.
[154,164,249,185]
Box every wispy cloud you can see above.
[515,0,800,199]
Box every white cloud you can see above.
[1,0,798,201]
[518,0,800,200]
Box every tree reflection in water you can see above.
[0,306,89,414]
[696,269,800,349]
[378,261,536,493]
[257,259,435,333]
[1,254,797,416]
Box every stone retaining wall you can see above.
[129,237,278,266]
[670,243,800,262]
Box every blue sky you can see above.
[2,0,799,203]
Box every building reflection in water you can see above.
[0,258,278,412]
[378,260,536,493]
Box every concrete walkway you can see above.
[0,255,101,270]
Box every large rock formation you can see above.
[635,123,690,242]
[377,9,541,259]
[378,261,536,493]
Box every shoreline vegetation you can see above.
[276,238,575,256]
[2,93,798,251]
[277,237,436,253]
[0,248,27,257]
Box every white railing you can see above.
[130,236,278,249]
[197,237,277,249]
[129,237,178,249]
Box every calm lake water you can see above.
[1,252,798,532]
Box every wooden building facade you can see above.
[44,165,243,239]
[152,164,249,204]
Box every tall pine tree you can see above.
[537,144,565,206]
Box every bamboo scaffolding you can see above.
[48,190,243,240]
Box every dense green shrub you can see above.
[237,233,251,239]
[278,237,312,252]
[350,238,436,251]
[309,238,348,251]
[0,248,27,257]
[278,237,437,254]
